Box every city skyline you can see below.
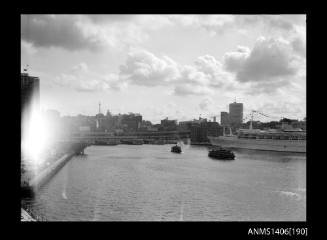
[21,14,306,124]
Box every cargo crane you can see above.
[243,110,281,130]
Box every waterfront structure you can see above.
[161,118,177,131]
[190,121,222,144]
[121,113,143,132]
[220,111,229,126]
[178,120,194,131]
[229,102,243,128]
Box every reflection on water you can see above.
[22,145,306,221]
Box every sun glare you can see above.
[22,101,50,172]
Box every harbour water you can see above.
[21,144,306,221]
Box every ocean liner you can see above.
[209,113,306,153]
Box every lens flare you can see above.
[21,98,50,174]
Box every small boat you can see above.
[208,147,235,160]
[171,145,182,153]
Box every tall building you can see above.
[229,102,243,128]
[21,72,40,115]
[220,111,229,126]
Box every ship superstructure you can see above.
[209,111,306,153]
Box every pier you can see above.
[71,130,190,145]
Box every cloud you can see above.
[120,49,235,96]
[174,84,214,96]
[119,48,180,86]
[21,15,173,51]
[199,98,214,111]
[169,15,235,35]
[256,101,305,120]
[291,37,306,57]
[21,15,104,51]
[223,37,299,94]
[21,40,37,56]
[235,15,298,32]
[54,63,125,92]
[267,17,294,31]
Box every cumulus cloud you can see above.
[223,37,299,94]
[119,48,180,86]
[21,14,306,53]
[21,14,173,51]
[21,15,105,51]
[120,49,235,96]
[54,63,125,92]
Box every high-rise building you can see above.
[21,72,40,115]
[229,101,243,127]
[220,111,229,126]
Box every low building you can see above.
[121,113,143,132]
[190,121,222,144]
[160,118,177,131]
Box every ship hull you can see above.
[208,136,306,153]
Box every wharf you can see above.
[190,142,212,146]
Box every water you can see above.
[22,145,306,221]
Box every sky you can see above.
[21,14,306,124]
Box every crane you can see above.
[243,110,281,129]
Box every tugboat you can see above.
[208,147,235,160]
[171,144,182,153]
